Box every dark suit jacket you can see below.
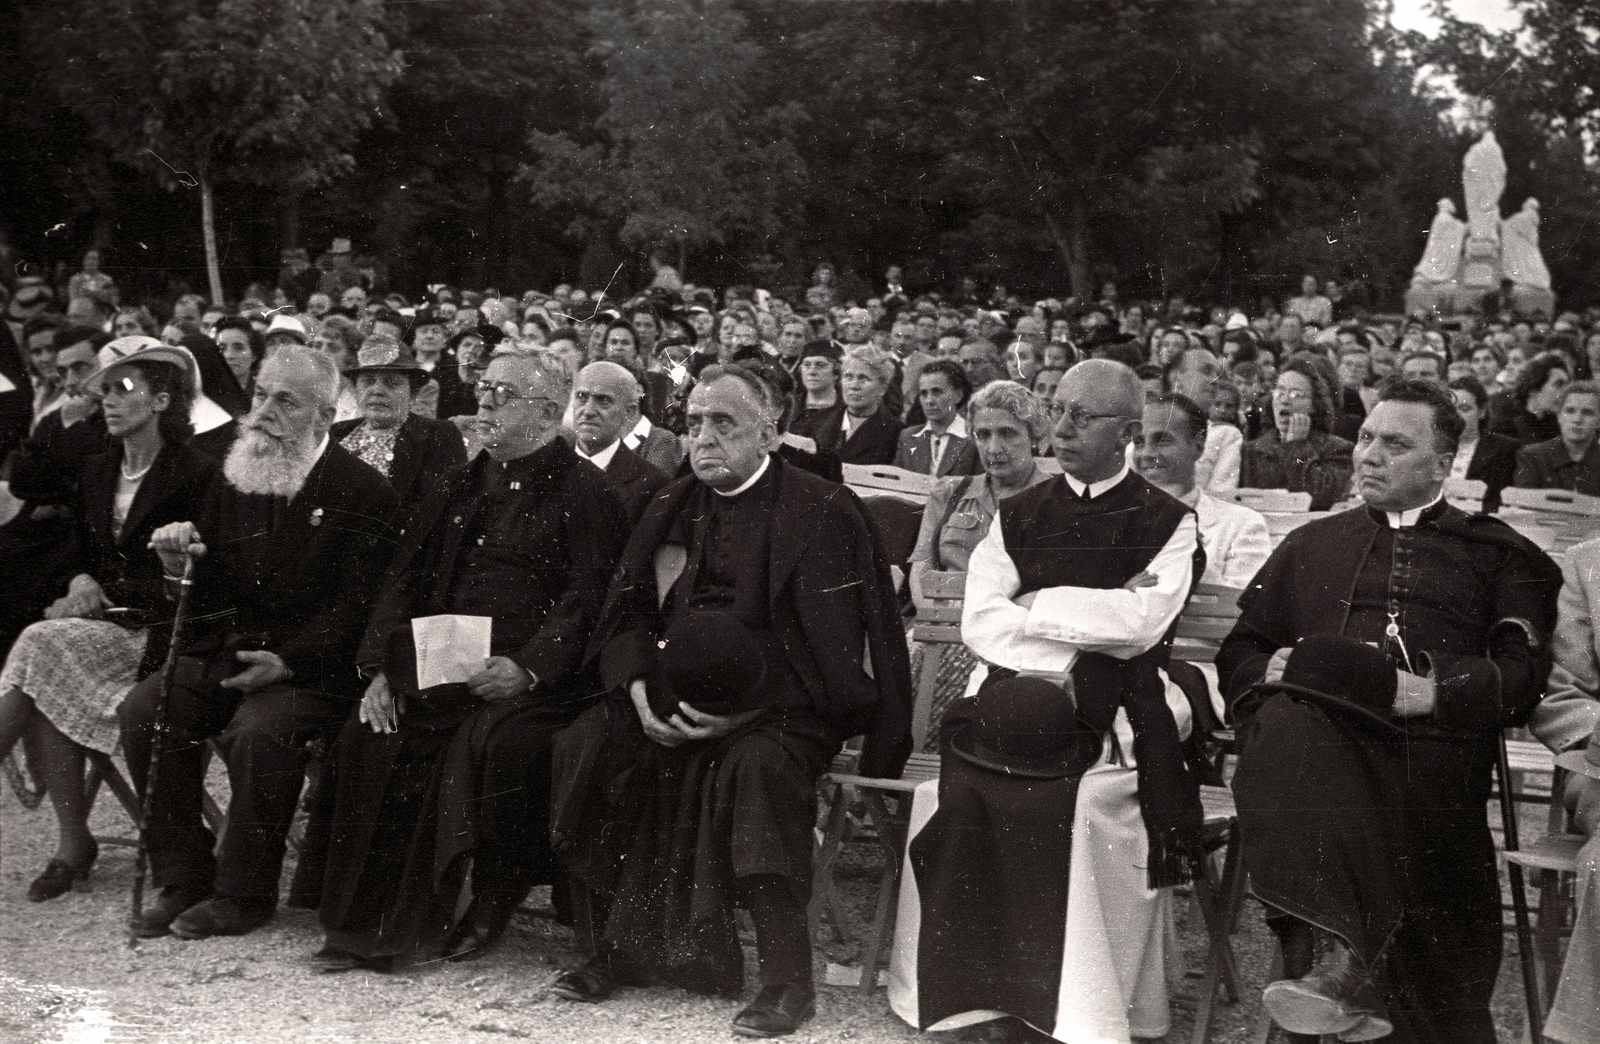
[78,440,216,615]
[894,423,981,477]
[332,414,467,510]
[812,403,899,466]
[1464,431,1519,512]
[173,444,400,697]
[586,457,913,779]
[601,443,670,527]
[1513,437,1600,497]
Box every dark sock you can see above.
[738,875,812,989]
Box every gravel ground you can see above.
[0,766,1537,1044]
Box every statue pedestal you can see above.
[1460,237,1501,288]
[1405,280,1458,319]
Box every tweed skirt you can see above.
[0,618,147,754]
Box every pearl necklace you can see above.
[121,457,154,482]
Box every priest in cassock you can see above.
[548,365,911,1038]
[889,359,1206,1044]
[1217,378,1561,1044]
[296,348,625,971]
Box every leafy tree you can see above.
[521,0,805,283]
[24,0,401,303]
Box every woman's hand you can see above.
[44,575,107,619]
[1280,413,1312,443]
[359,673,403,734]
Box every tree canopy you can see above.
[6,0,1600,309]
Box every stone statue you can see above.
[1404,131,1553,319]
[1463,131,1507,243]
[1413,198,1468,284]
[1501,198,1552,291]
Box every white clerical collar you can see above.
[1384,489,1444,528]
[624,414,653,451]
[1062,463,1130,500]
[916,414,968,440]
[576,438,621,470]
[713,452,771,497]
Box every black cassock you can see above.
[291,441,624,960]
[1217,501,1559,1044]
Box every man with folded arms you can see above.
[548,365,910,1037]
[1218,378,1560,1043]
[299,348,625,970]
[891,359,1205,1044]
[121,345,399,939]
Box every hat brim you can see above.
[947,724,1102,780]
[1555,748,1600,781]
[1250,682,1403,734]
[84,345,198,398]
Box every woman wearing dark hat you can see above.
[437,325,504,422]
[0,340,215,902]
[785,340,842,442]
[331,336,467,511]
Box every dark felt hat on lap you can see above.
[1249,633,1402,731]
[649,611,769,720]
[948,675,1102,779]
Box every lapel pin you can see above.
[310,507,324,527]
[510,481,521,490]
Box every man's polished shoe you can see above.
[170,895,276,940]
[130,883,210,938]
[443,892,520,962]
[551,950,653,1002]
[1262,943,1384,1038]
[309,947,392,974]
[731,981,816,1038]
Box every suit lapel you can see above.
[119,444,187,546]
[82,451,118,548]
[389,418,420,500]
[252,449,338,579]
[768,462,823,605]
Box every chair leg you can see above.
[808,781,854,946]
[856,789,911,992]
[1190,832,1244,1044]
[1534,866,1564,1008]
[1252,946,1284,1044]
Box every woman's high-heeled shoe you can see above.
[27,837,98,902]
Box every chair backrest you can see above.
[1171,583,1245,664]
[1497,507,1577,553]
[842,463,933,504]
[1444,477,1487,514]
[1262,510,1329,544]
[1222,488,1313,512]
[1500,486,1600,518]
[911,570,966,643]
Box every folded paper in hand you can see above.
[411,614,492,689]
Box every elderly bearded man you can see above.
[1218,379,1560,1043]
[120,346,399,940]
[300,350,626,970]
[548,365,911,1037]
[889,359,1206,1044]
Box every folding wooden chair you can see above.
[1222,489,1313,513]
[1443,477,1487,514]
[1502,757,1588,1025]
[1500,486,1600,518]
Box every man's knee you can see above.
[118,674,163,731]
[221,689,330,755]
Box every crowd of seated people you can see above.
[4,256,1600,1044]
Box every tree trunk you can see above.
[199,172,224,306]
[279,190,302,253]
[1043,204,1092,299]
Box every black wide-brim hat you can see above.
[1248,633,1403,733]
[949,675,1102,779]
[654,611,768,718]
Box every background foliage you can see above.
[2,0,1596,309]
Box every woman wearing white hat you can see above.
[0,338,216,902]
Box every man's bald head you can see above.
[1050,359,1145,483]
[572,360,643,454]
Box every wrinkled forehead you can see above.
[1361,400,1438,441]
[688,376,766,424]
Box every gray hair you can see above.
[697,364,779,423]
[578,360,643,414]
[968,379,1050,439]
[842,344,895,386]
[261,344,341,412]
[491,346,574,401]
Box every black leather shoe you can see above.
[1262,942,1385,1038]
[170,895,276,939]
[551,959,616,1003]
[443,892,520,962]
[28,839,99,902]
[130,883,210,938]
[310,947,392,974]
[731,982,816,1038]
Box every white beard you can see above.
[223,423,318,498]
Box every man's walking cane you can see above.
[128,553,197,948]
